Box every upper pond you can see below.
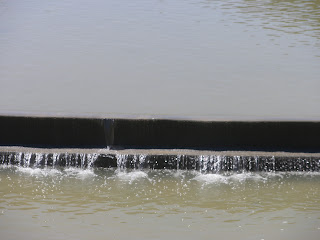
[1,0,320,120]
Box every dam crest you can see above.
[1,115,320,172]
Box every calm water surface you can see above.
[0,165,320,240]
[0,0,320,120]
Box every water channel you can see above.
[1,0,320,239]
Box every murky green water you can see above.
[1,0,320,120]
[0,166,320,240]
[1,1,320,238]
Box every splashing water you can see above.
[0,151,319,173]
[115,170,149,184]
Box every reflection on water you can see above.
[0,166,320,239]
[0,0,320,119]
[204,0,320,43]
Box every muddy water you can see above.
[1,0,320,120]
[1,1,320,239]
[0,165,320,240]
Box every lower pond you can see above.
[1,165,319,240]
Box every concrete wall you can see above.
[0,116,320,152]
[0,116,106,148]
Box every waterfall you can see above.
[0,151,319,172]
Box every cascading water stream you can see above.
[0,151,319,172]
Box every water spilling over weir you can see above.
[1,149,320,172]
[2,1,320,239]
[1,115,320,172]
[2,116,319,240]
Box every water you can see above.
[1,150,320,171]
[1,0,320,120]
[1,1,320,238]
[0,165,320,240]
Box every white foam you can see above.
[280,171,320,176]
[193,172,267,184]
[16,167,62,177]
[229,172,267,182]
[0,164,14,169]
[116,170,148,184]
[173,170,186,178]
[193,173,229,184]
[64,167,96,179]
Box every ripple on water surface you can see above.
[0,166,320,240]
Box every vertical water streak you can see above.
[208,156,214,172]
[198,155,202,173]
[65,153,70,167]
[132,155,138,168]
[138,154,146,169]
[222,156,227,171]
[176,155,181,170]
[296,157,302,171]
[87,153,98,168]
[213,156,222,173]
[199,155,209,173]
[24,153,32,167]
[256,156,260,171]
[233,156,240,172]
[52,153,58,167]
[248,156,253,171]
[9,154,13,165]
[271,156,275,172]
[307,157,313,171]
[44,153,48,167]
[34,153,42,167]
[16,152,22,166]
[79,154,85,168]
[116,154,128,170]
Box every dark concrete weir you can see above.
[114,119,320,152]
[1,115,320,152]
[0,116,106,148]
